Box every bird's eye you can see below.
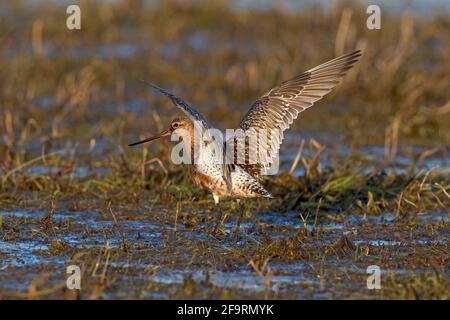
[173,123,179,128]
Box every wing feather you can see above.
[147,83,211,130]
[237,50,362,177]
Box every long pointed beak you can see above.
[128,129,171,147]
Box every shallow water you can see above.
[1,205,448,298]
[280,132,449,177]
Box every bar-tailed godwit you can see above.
[129,50,361,211]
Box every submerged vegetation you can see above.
[0,0,449,299]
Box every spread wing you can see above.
[147,83,212,130]
[236,50,362,177]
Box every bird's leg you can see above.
[212,195,224,234]
[232,199,244,239]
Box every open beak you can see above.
[128,129,171,147]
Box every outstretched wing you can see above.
[237,50,362,177]
[147,83,212,130]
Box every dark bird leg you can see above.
[233,199,244,239]
[212,195,224,234]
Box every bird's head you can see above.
[128,116,193,147]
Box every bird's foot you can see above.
[209,207,227,235]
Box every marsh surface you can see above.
[0,1,449,299]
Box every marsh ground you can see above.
[0,1,449,299]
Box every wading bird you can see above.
[129,50,361,230]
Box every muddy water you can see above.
[1,201,448,299]
[1,136,448,298]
